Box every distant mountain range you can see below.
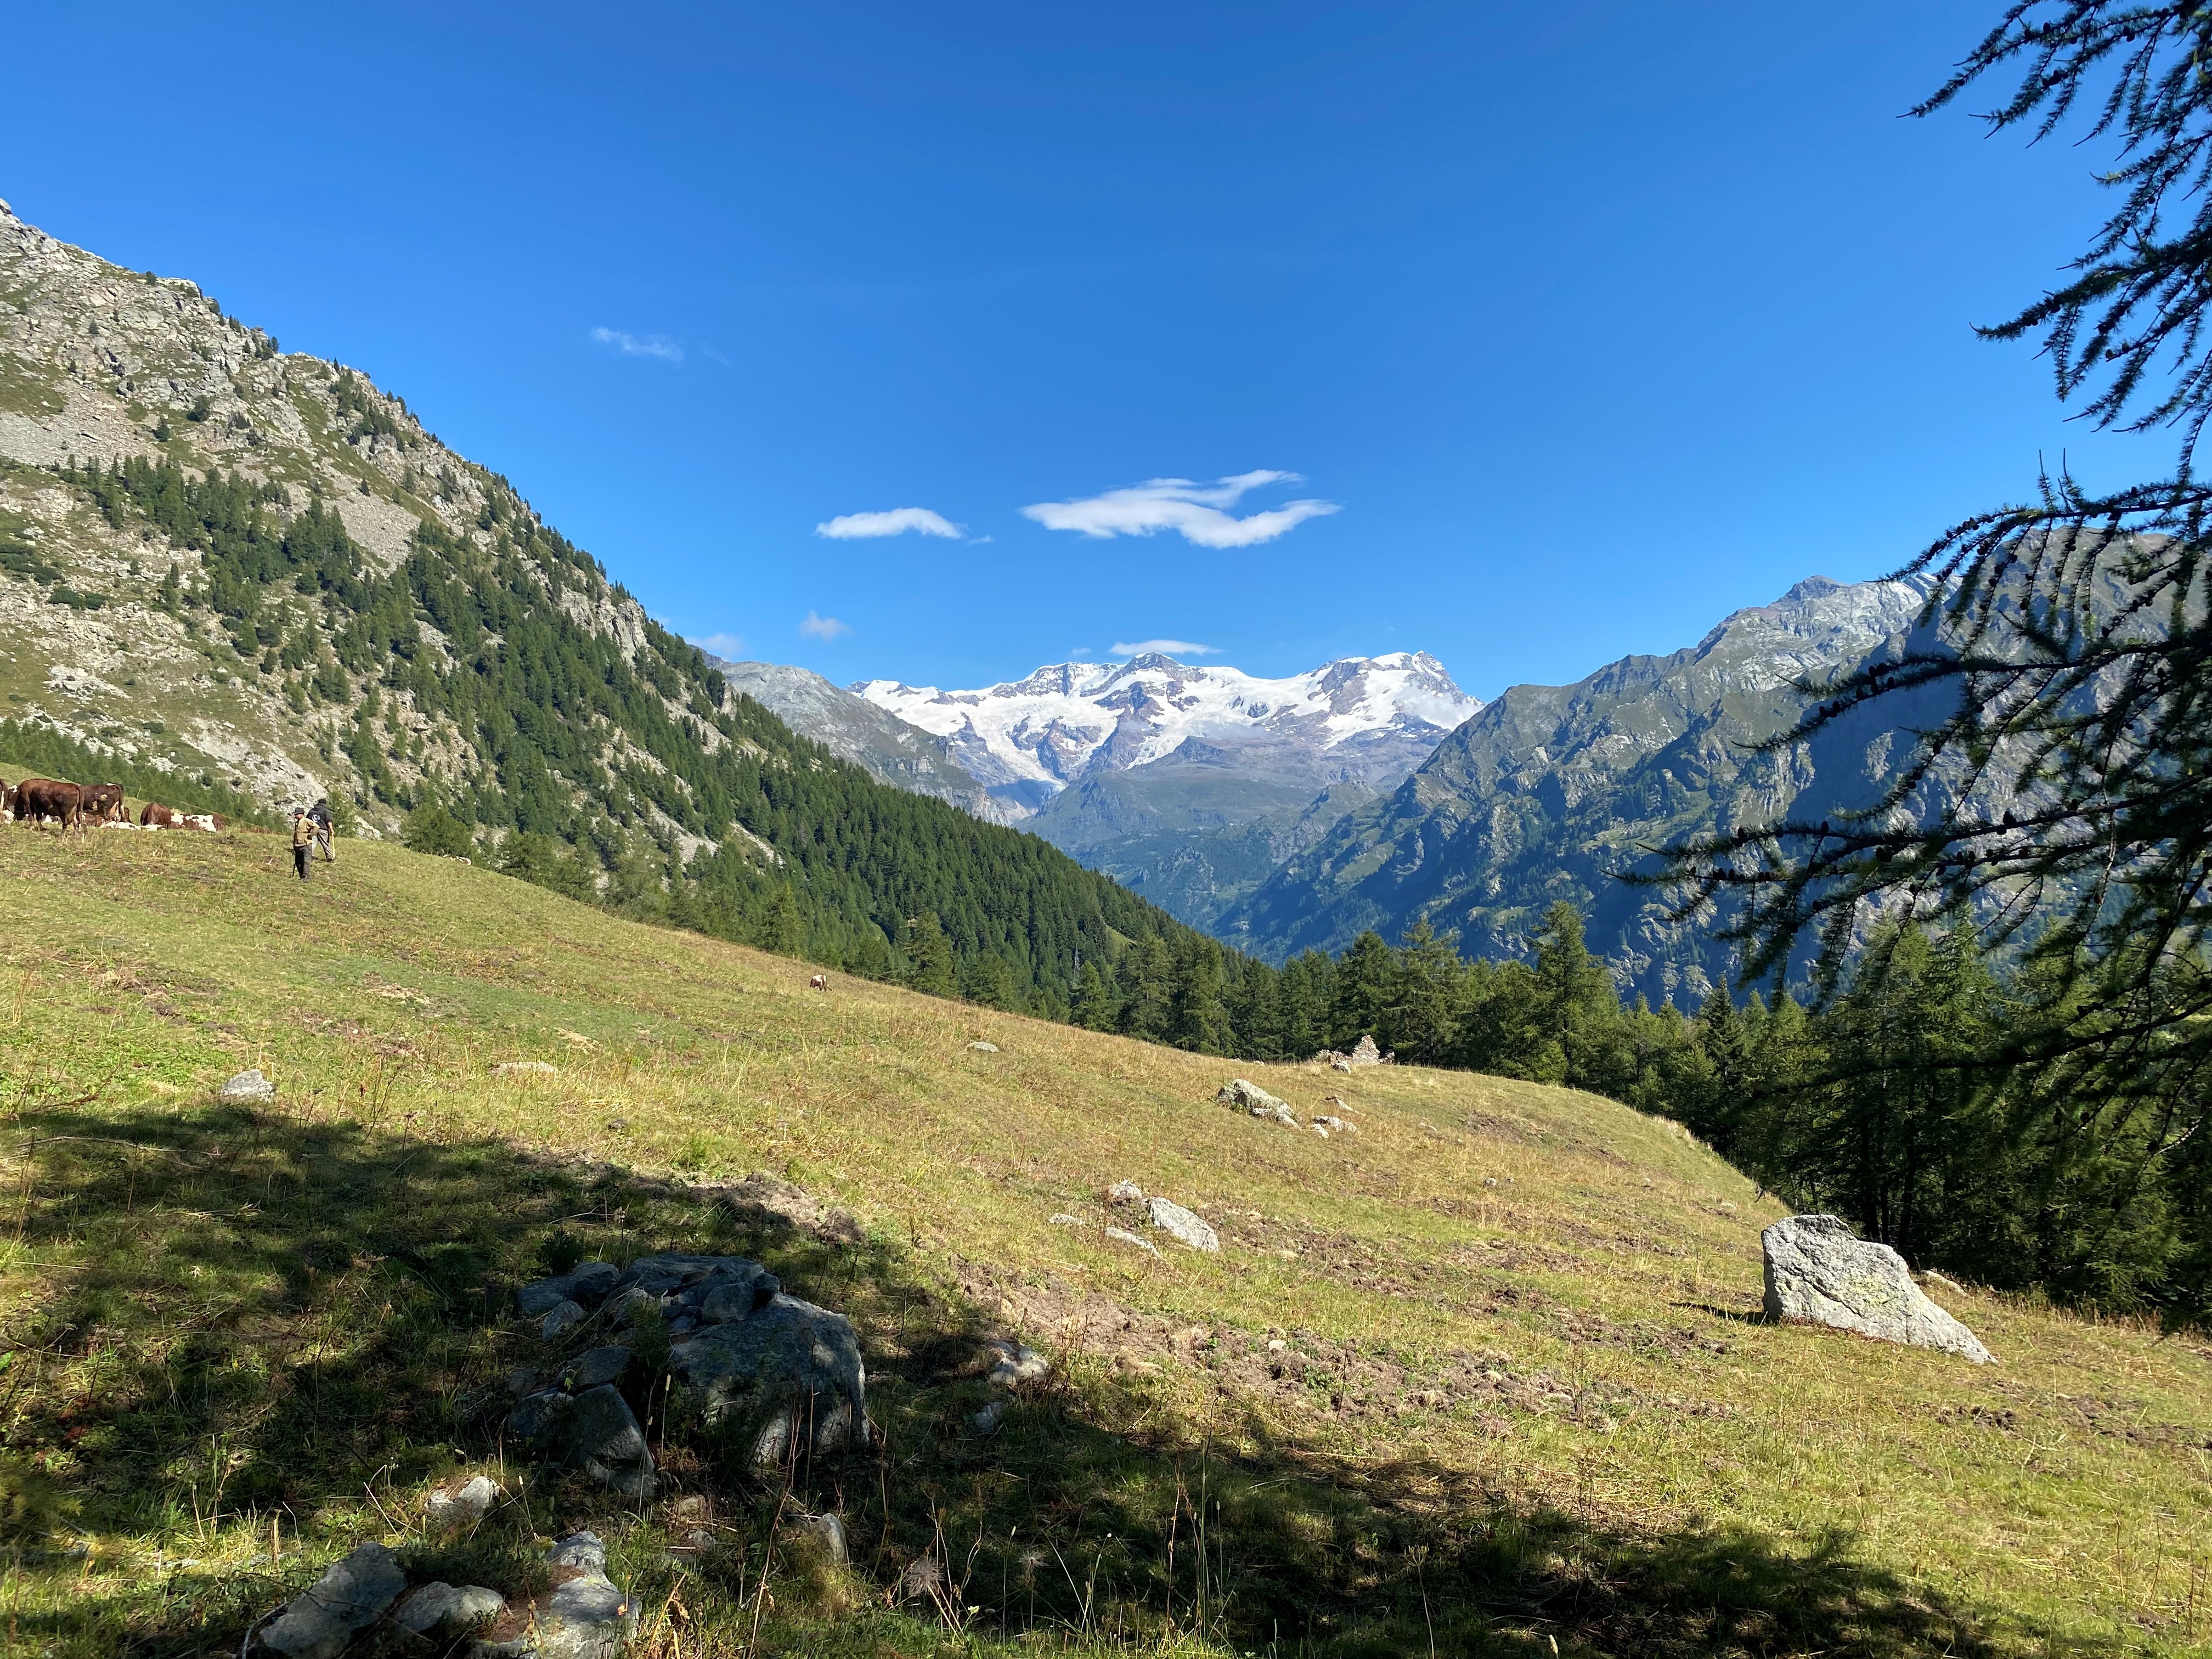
[854,653,1483,926]
[749,576,1955,1001]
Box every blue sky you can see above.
[2,1,2150,698]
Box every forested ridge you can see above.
[47,452,1203,1007]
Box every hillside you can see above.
[0,828,2202,1656]
[1221,577,1939,1000]
[0,203,1209,1001]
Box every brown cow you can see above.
[80,784,124,824]
[140,802,178,828]
[13,778,82,831]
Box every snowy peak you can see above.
[853,651,1481,815]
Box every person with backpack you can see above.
[309,797,336,862]
[290,808,315,879]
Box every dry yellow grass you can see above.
[0,828,2204,1656]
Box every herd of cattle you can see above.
[2,776,227,832]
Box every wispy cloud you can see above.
[1023,470,1339,548]
[590,326,683,362]
[1111,638,1219,657]
[800,611,852,641]
[692,631,746,659]
[815,507,963,540]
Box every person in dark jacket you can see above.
[308,797,336,862]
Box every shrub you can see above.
[401,803,472,859]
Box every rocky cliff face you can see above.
[1217,577,1945,1001]
[0,199,699,831]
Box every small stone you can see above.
[242,1541,404,1659]
[394,1581,505,1634]
[967,1040,998,1052]
[986,1343,1051,1387]
[805,1511,849,1566]
[565,1345,632,1390]
[1145,1197,1219,1254]
[1047,1212,1082,1226]
[1104,1226,1161,1257]
[1107,1180,1144,1204]
[972,1398,1006,1435]
[541,1299,586,1340]
[218,1068,276,1103]
[425,1473,500,1530]
[1762,1215,1993,1363]
[493,1060,559,1076]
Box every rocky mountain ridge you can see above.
[1217,574,1945,1000]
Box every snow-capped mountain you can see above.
[854,651,1481,817]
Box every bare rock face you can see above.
[1761,1214,1993,1364]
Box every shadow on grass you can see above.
[0,1100,2024,1658]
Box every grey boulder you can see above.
[1146,1197,1219,1254]
[1762,1214,1994,1364]
[519,1261,620,1317]
[471,1531,636,1659]
[540,1300,587,1340]
[426,1472,501,1530]
[218,1068,276,1104]
[1216,1079,1288,1114]
[397,1581,505,1634]
[563,1345,633,1390]
[242,1541,405,1659]
[668,1293,870,1465]
[506,1386,657,1497]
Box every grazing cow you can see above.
[13,778,82,831]
[140,802,178,828]
[808,974,828,990]
[179,813,218,832]
[80,784,124,824]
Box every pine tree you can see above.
[904,912,956,997]
[758,885,805,957]
[1166,935,1234,1055]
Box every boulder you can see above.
[1146,1197,1220,1253]
[218,1068,276,1104]
[986,1342,1050,1387]
[803,1510,849,1566]
[1106,1180,1144,1204]
[563,1345,633,1390]
[1216,1079,1288,1114]
[242,1541,405,1659]
[396,1581,505,1635]
[540,1300,587,1340]
[471,1531,636,1659]
[506,1385,657,1497]
[1761,1215,1994,1363]
[426,1472,501,1530]
[967,1040,998,1053]
[667,1294,871,1465]
[1347,1035,1384,1067]
[518,1261,619,1316]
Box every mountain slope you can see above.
[1220,577,1939,1000]
[2,828,2198,1657]
[706,655,1009,822]
[0,202,1199,999]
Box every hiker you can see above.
[290,808,314,879]
[309,796,335,861]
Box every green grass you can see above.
[0,831,2203,1656]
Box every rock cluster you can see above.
[511,1251,872,1489]
[1311,1035,1388,1072]
[1761,1214,1994,1364]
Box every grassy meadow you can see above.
[0,827,2203,1656]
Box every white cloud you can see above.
[693,631,745,659]
[1111,638,1220,657]
[815,506,963,540]
[1022,470,1339,548]
[590,326,682,362]
[799,611,851,641]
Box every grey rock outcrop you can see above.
[509,1385,656,1497]
[1146,1197,1220,1253]
[218,1068,276,1104]
[242,1541,405,1659]
[1761,1214,1994,1363]
[1217,1078,1288,1113]
[472,1531,636,1659]
[667,1294,871,1465]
